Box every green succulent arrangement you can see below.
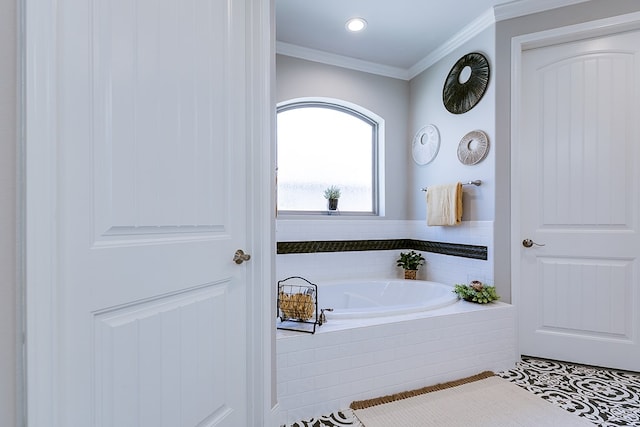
[396,250,425,270]
[323,185,341,199]
[453,281,500,304]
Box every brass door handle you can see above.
[233,249,251,264]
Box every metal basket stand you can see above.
[277,276,319,334]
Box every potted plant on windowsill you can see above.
[323,185,341,211]
[396,250,425,280]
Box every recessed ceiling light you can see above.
[346,17,367,32]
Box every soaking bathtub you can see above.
[276,277,517,424]
[317,279,459,319]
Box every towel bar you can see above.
[420,180,482,192]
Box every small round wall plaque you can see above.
[457,130,489,165]
[412,124,440,165]
[442,52,490,114]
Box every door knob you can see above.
[522,239,545,248]
[233,249,251,264]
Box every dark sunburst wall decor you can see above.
[442,52,490,114]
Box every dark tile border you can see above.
[276,239,487,260]
[409,240,488,260]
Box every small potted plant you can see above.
[396,250,425,280]
[323,185,341,210]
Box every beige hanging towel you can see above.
[426,182,463,226]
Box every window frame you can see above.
[276,98,384,216]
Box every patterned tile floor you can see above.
[285,357,640,427]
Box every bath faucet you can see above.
[318,308,333,326]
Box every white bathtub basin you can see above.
[317,279,458,319]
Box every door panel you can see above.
[518,30,640,371]
[54,0,248,425]
[93,283,232,426]
[537,258,632,337]
[92,0,232,243]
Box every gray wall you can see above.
[1,0,17,425]
[493,0,640,314]
[277,29,496,223]
[409,27,495,221]
[276,55,410,220]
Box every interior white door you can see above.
[517,29,640,371]
[33,1,251,425]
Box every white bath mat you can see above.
[350,371,593,427]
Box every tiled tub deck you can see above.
[276,300,516,425]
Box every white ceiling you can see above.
[276,0,591,78]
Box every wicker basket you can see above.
[278,291,315,321]
[404,269,417,280]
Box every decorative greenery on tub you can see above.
[396,250,425,270]
[453,281,500,304]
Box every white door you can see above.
[25,0,260,425]
[516,28,640,371]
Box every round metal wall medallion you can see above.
[457,130,489,165]
[443,52,490,114]
[412,124,440,165]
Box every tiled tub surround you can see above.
[276,300,516,425]
[275,219,504,424]
[275,219,494,286]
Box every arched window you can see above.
[277,99,383,215]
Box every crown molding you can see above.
[277,7,497,81]
[276,41,410,80]
[276,0,596,81]
[494,0,591,22]
[407,8,495,79]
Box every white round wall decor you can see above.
[457,130,489,165]
[412,124,440,165]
